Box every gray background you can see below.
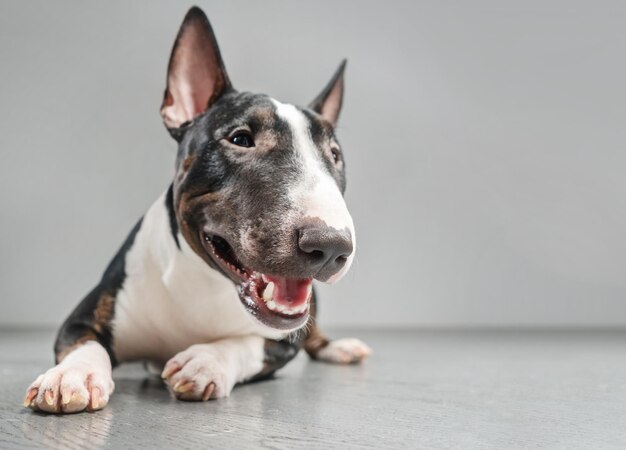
[1,0,625,329]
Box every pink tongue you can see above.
[266,276,312,307]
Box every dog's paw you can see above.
[316,338,372,364]
[24,363,114,414]
[161,344,236,401]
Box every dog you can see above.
[23,6,371,413]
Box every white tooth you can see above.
[262,274,270,283]
[267,300,277,311]
[306,283,313,297]
[263,282,275,302]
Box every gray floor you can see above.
[1,330,626,449]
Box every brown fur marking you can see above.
[182,154,195,171]
[93,294,115,334]
[56,331,97,362]
[303,323,330,358]
[303,298,330,358]
[55,294,115,363]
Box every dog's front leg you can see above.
[24,341,114,413]
[161,335,266,401]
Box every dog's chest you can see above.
[111,192,279,363]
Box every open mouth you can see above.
[201,232,312,330]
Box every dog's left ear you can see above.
[161,7,232,138]
[309,59,346,127]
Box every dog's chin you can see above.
[200,232,312,331]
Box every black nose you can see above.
[298,226,353,280]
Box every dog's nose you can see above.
[298,226,353,280]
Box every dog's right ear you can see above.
[309,60,346,127]
[161,7,232,139]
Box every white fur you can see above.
[316,338,372,364]
[25,341,114,413]
[161,335,265,399]
[271,99,356,283]
[112,191,286,364]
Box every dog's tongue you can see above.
[265,276,312,307]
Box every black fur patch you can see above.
[165,184,180,248]
[250,288,320,381]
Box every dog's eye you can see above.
[229,131,255,148]
[330,147,341,164]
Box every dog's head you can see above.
[162,8,354,332]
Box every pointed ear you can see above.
[309,59,346,126]
[161,7,232,135]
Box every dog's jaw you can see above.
[201,232,313,330]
